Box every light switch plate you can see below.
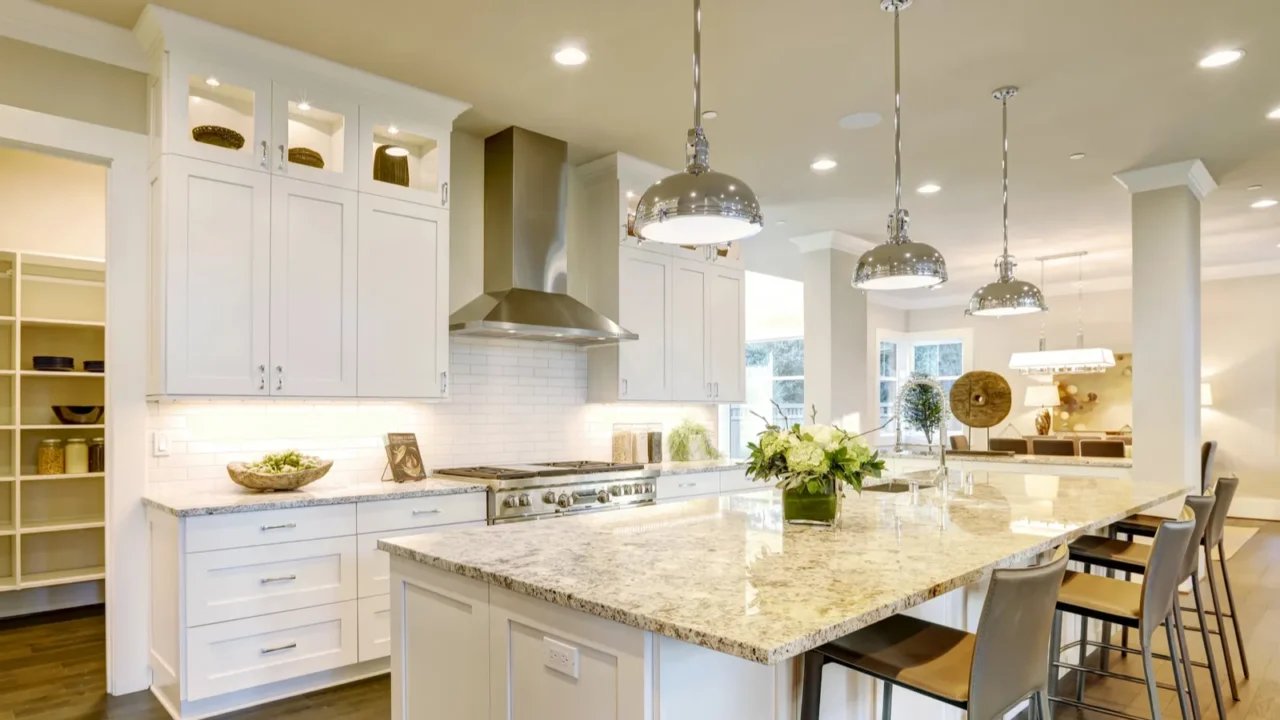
[153,431,170,457]
[543,636,580,679]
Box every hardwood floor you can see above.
[0,606,388,720]
[2,520,1278,719]
[1052,520,1280,719]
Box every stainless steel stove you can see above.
[435,461,656,524]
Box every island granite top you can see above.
[143,476,488,517]
[381,471,1184,665]
[886,451,1132,469]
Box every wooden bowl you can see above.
[53,405,105,425]
[226,460,333,492]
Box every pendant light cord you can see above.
[1077,255,1085,348]
[892,4,902,217]
[693,0,702,130]
[1000,93,1009,259]
[1038,259,1047,351]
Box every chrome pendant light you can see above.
[853,0,947,291]
[633,0,762,246]
[967,87,1047,316]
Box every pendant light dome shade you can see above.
[852,0,948,291]
[967,86,1046,317]
[633,0,762,246]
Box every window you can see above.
[877,333,969,439]
[731,338,803,458]
[878,342,897,426]
[911,341,964,433]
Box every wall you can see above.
[0,146,107,257]
[901,276,1280,503]
[0,38,146,135]
[147,338,717,487]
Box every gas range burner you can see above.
[532,461,645,473]
[433,466,541,480]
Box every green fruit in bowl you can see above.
[247,450,323,475]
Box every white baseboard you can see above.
[0,580,104,618]
[1229,495,1280,521]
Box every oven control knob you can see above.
[631,482,644,494]
[518,493,531,507]
[597,490,610,504]
[557,493,573,508]
[622,484,634,495]
[643,482,655,493]
[502,497,518,509]
[543,491,557,504]
[609,485,622,496]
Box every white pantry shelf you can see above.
[19,472,105,481]
[20,370,105,378]
[20,317,105,329]
[19,566,106,588]
[20,424,104,430]
[19,518,106,534]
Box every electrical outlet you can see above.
[153,431,170,457]
[542,636,580,679]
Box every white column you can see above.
[1114,160,1216,494]
[791,231,875,431]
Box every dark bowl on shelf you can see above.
[53,406,105,425]
[192,125,245,150]
[288,147,324,169]
[84,360,104,373]
[33,356,74,371]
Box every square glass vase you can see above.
[782,480,839,527]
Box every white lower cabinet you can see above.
[656,471,722,502]
[147,493,486,719]
[718,467,756,494]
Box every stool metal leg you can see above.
[1172,602,1203,720]
[1203,546,1240,700]
[799,651,824,720]
[1191,579,1228,717]
[1049,609,1063,699]
[1076,612,1089,702]
[1035,689,1051,720]
[1142,643,1164,720]
[881,680,893,720]
[1166,617,1193,720]
[1216,542,1250,679]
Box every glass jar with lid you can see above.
[89,437,105,473]
[65,438,89,474]
[37,439,65,475]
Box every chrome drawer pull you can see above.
[260,523,297,531]
[260,642,297,655]
[678,482,697,488]
[259,574,297,585]
[412,509,442,516]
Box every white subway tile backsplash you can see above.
[147,338,717,488]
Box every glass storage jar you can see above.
[37,438,65,475]
[65,438,89,474]
[88,437,105,472]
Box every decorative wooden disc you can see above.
[949,371,1012,428]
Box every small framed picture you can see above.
[383,433,427,483]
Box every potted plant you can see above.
[744,404,885,526]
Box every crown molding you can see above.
[0,0,147,72]
[1113,159,1217,200]
[789,230,876,256]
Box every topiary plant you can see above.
[902,372,945,444]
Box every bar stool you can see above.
[1115,477,1247,700]
[990,437,1028,454]
[1068,495,1223,720]
[1049,512,1196,719]
[799,545,1068,720]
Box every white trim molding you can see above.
[789,230,876,256]
[1227,496,1280,522]
[1113,159,1218,200]
[0,0,147,71]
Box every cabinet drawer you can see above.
[719,467,758,494]
[357,522,486,598]
[186,536,356,626]
[356,493,485,534]
[186,601,357,701]
[357,595,391,662]
[185,504,356,553]
[656,472,720,501]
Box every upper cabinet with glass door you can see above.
[271,81,359,189]
[162,53,273,172]
[358,108,451,208]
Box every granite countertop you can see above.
[645,460,746,476]
[143,476,488,517]
[887,451,1132,469]
[380,471,1184,665]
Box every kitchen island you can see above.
[380,472,1184,720]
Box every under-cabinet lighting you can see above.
[387,125,400,135]
[204,76,220,87]
[297,101,311,111]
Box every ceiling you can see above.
[42,0,1280,309]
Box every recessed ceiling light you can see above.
[553,47,588,66]
[1268,107,1280,120]
[1069,152,1086,160]
[917,183,941,194]
[1198,49,1244,68]
[701,110,718,120]
[775,220,787,226]
[810,158,837,172]
[386,125,400,135]
[297,100,311,111]
[625,190,635,198]
[204,76,220,87]
[1252,199,1278,209]
[1248,184,1263,191]
[838,112,882,130]
[384,146,410,158]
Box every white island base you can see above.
[390,557,1023,720]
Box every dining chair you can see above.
[1078,440,1126,458]
[1031,438,1076,456]
[990,438,1029,454]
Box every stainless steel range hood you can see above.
[449,127,637,346]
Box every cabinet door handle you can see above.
[678,482,697,488]
[260,642,297,655]
[706,382,712,398]
[259,574,297,585]
[258,364,266,391]
[621,378,628,396]
[412,508,442,516]
[442,182,449,206]
[440,371,448,394]
[276,365,284,390]
[260,523,296,532]
[715,382,720,398]
[259,141,268,169]
[278,144,287,171]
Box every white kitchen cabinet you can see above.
[708,267,746,402]
[671,259,711,401]
[616,247,674,400]
[161,52,274,172]
[270,178,359,396]
[159,155,271,396]
[358,106,451,209]
[271,80,360,189]
[357,195,450,399]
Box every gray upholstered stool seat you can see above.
[1111,513,1164,537]
[1068,535,1152,573]
[813,615,974,706]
